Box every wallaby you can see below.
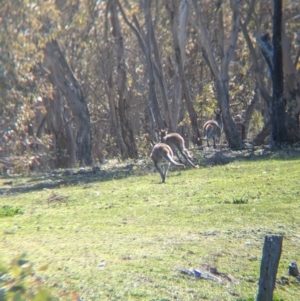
[150,143,185,183]
[156,129,198,169]
[203,111,223,149]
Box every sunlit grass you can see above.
[1,155,300,300]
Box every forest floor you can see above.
[1,145,299,196]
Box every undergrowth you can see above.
[0,254,54,301]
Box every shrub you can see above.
[0,254,55,301]
[0,205,24,218]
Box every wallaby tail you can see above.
[204,124,214,138]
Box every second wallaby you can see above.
[203,111,223,149]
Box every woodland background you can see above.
[0,0,300,173]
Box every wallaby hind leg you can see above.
[206,136,210,147]
[163,163,170,181]
[155,162,166,183]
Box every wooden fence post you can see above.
[257,235,283,301]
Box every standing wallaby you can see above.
[156,129,199,169]
[203,111,223,149]
[150,143,185,183]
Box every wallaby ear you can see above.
[214,110,222,117]
[163,120,168,128]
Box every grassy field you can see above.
[1,152,300,300]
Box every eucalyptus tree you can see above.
[116,0,175,137]
[0,0,49,161]
[167,0,201,144]
[0,0,94,166]
[44,39,93,165]
[105,0,138,159]
[280,2,300,144]
[191,0,244,149]
[243,0,300,145]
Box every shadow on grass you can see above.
[1,146,300,195]
[198,146,300,168]
[0,168,137,195]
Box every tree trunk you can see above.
[241,24,273,146]
[170,0,189,129]
[271,0,288,147]
[44,40,92,166]
[117,0,165,131]
[142,0,167,131]
[282,18,300,143]
[191,0,243,149]
[253,120,271,146]
[168,0,201,144]
[215,80,243,149]
[243,88,259,139]
[282,22,300,116]
[103,51,128,158]
[253,4,300,145]
[241,20,272,117]
[110,0,138,159]
[94,129,106,164]
[150,1,175,132]
[43,91,76,168]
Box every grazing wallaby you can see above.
[203,111,223,149]
[150,143,185,183]
[156,129,199,169]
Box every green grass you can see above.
[1,155,300,300]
